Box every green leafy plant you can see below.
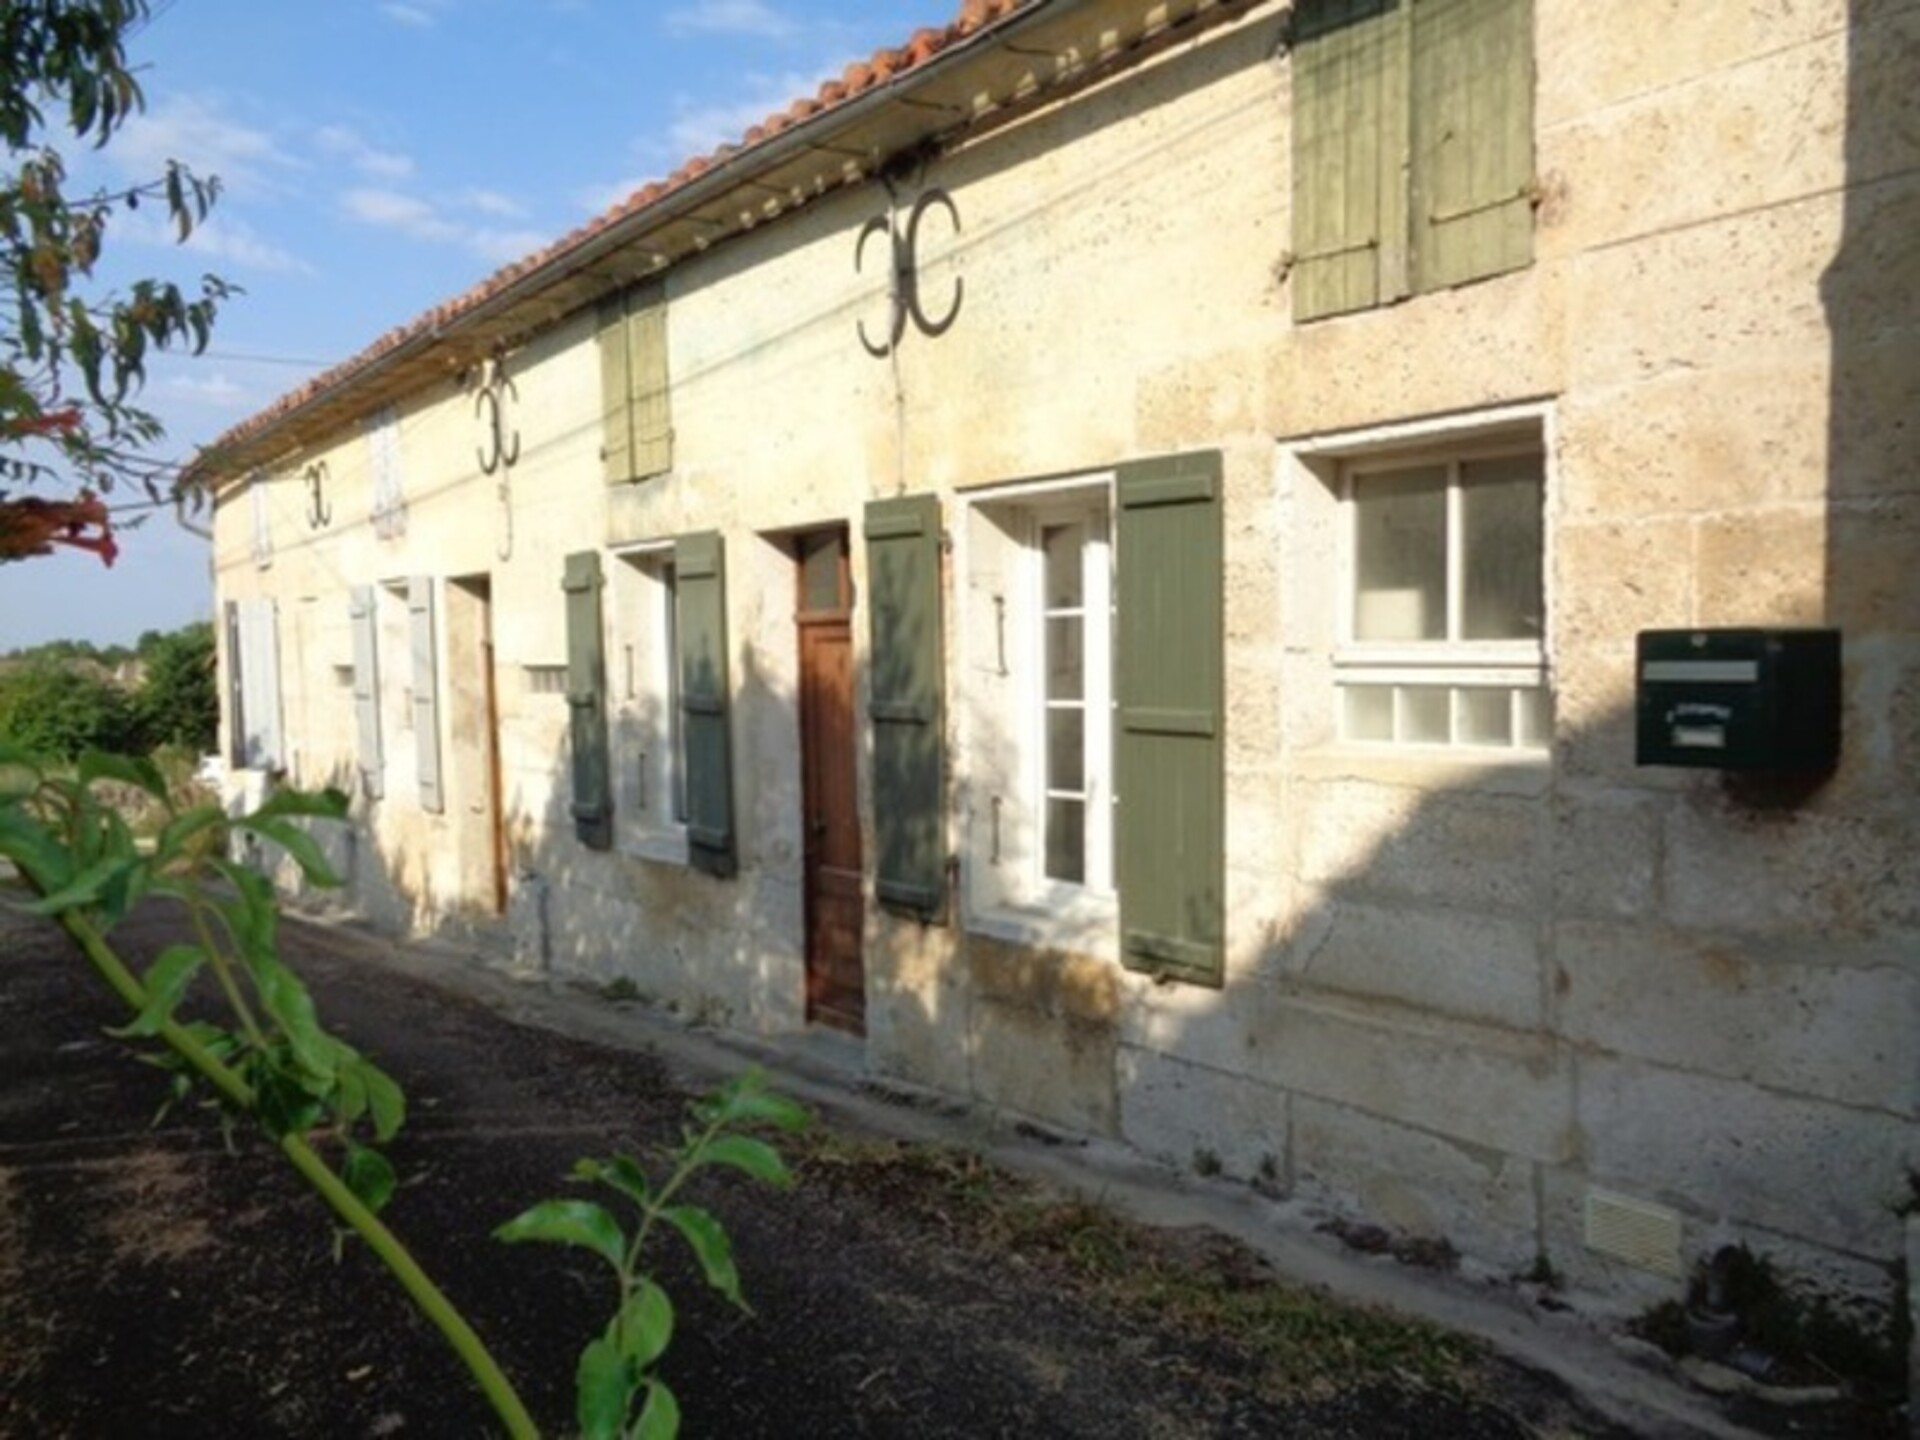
[497,1069,809,1440]
[0,744,540,1437]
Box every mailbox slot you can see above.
[1635,629,1839,771]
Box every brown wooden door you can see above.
[797,531,864,1033]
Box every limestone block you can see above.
[1130,990,1575,1163]
[1576,1054,1916,1254]
[1565,196,1837,392]
[963,932,1123,1028]
[1284,897,1544,1031]
[1829,332,1920,503]
[968,994,1117,1137]
[1551,789,1661,919]
[1663,796,1920,936]
[1292,1095,1539,1272]
[1115,1045,1287,1184]
[1537,30,1847,258]
[1535,0,1846,127]
[1553,364,1832,520]
[1550,519,1694,783]
[1558,920,1919,1111]
[1266,268,1567,437]
[1296,778,1546,913]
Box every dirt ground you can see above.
[0,899,1817,1437]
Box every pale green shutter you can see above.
[1412,0,1534,291]
[597,298,634,485]
[350,586,384,800]
[1291,0,1408,321]
[628,283,672,479]
[408,577,443,814]
[675,531,734,877]
[224,600,246,768]
[563,551,613,850]
[864,494,945,918]
[598,283,672,484]
[1115,452,1225,987]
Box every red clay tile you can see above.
[195,1,1041,469]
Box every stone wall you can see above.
[212,0,1918,1320]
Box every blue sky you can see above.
[0,0,947,649]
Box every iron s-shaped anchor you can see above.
[302,460,332,529]
[474,358,521,476]
[856,187,964,358]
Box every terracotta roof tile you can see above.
[195,1,1040,473]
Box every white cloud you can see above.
[664,68,824,159]
[342,186,458,243]
[380,3,442,27]
[460,187,527,220]
[314,125,416,181]
[340,186,548,264]
[577,175,653,215]
[160,371,249,407]
[111,95,294,195]
[665,0,800,40]
[110,207,310,275]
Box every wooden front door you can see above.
[797,530,865,1033]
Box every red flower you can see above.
[0,490,118,568]
[0,407,83,440]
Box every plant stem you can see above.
[185,888,266,1048]
[57,908,542,1440]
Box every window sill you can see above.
[618,830,689,867]
[1292,744,1551,797]
[964,893,1119,963]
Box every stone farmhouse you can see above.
[193,0,1918,1327]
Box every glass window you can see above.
[1338,438,1548,751]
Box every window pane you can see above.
[1045,617,1083,700]
[1354,466,1446,640]
[1461,455,1543,640]
[1344,684,1394,740]
[1400,686,1450,743]
[1042,522,1084,609]
[798,532,844,612]
[1457,686,1512,746]
[1045,798,1086,883]
[1047,708,1085,792]
[1515,685,1552,749]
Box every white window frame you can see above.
[248,473,273,568]
[1329,422,1550,752]
[368,406,407,540]
[958,472,1118,958]
[609,540,688,864]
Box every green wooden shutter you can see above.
[563,550,613,850]
[675,531,734,877]
[1115,452,1225,987]
[1291,0,1408,321]
[1412,0,1534,291]
[864,494,945,918]
[628,283,672,479]
[597,298,634,485]
[223,601,246,768]
[350,586,384,800]
[408,577,443,814]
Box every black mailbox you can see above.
[1636,628,1840,770]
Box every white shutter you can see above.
[408,577,443,813]
[235,599,284,770]
[350,586,384,799]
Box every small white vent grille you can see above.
[1584,1188,1682,1277]
[524,665,568,695]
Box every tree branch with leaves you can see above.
[0,0,233,563]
